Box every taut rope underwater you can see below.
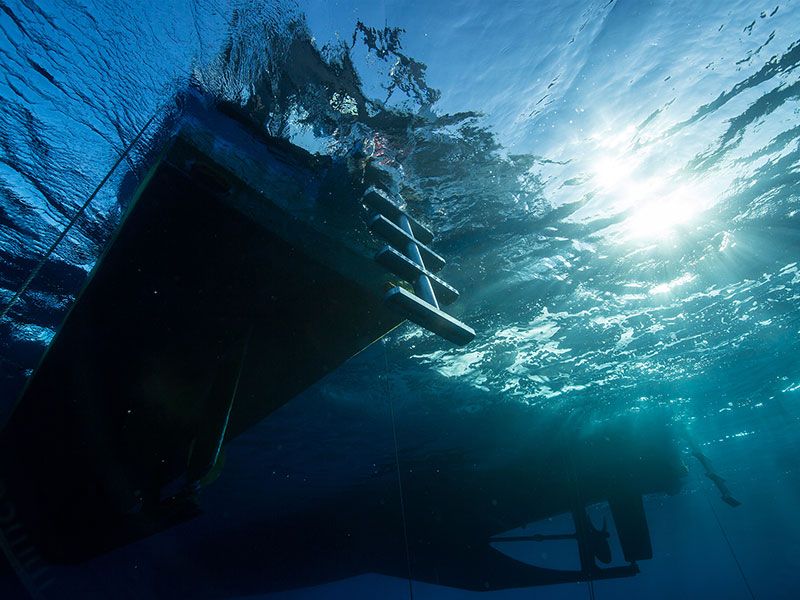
[383,338,415,600]
[0,106,166,322]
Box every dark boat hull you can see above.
[0,143,402,563]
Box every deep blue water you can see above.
[1,0,799,598]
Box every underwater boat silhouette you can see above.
[0,87,471,549]
[0,87,686,595]
[170,412,687,595]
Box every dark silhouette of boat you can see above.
[0,85,470,563]
[163,410,688,595]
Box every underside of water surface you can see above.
[0,1,799,599]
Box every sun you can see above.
[589,146,707,242]
[625,186,703,239]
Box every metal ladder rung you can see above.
[362,188,433,244]
[385,286,475,346]
[369,214,446,272]
[375,246,459,306]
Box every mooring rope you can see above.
[564,435,597,600]
[0,107,165,322]
[703,487,756,600]
[382,339,414,600]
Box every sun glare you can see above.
[589,137,708,242]
[626,187,702,239]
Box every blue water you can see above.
[1,0,799,598]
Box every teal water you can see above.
[1,1,799,598]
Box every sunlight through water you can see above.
[590,131,716,243]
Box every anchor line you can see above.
[565,436,597,600]
[383,339,414,600]
[0,106,166,322]
[703,483,756,599]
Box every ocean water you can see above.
[1,0,799,598]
